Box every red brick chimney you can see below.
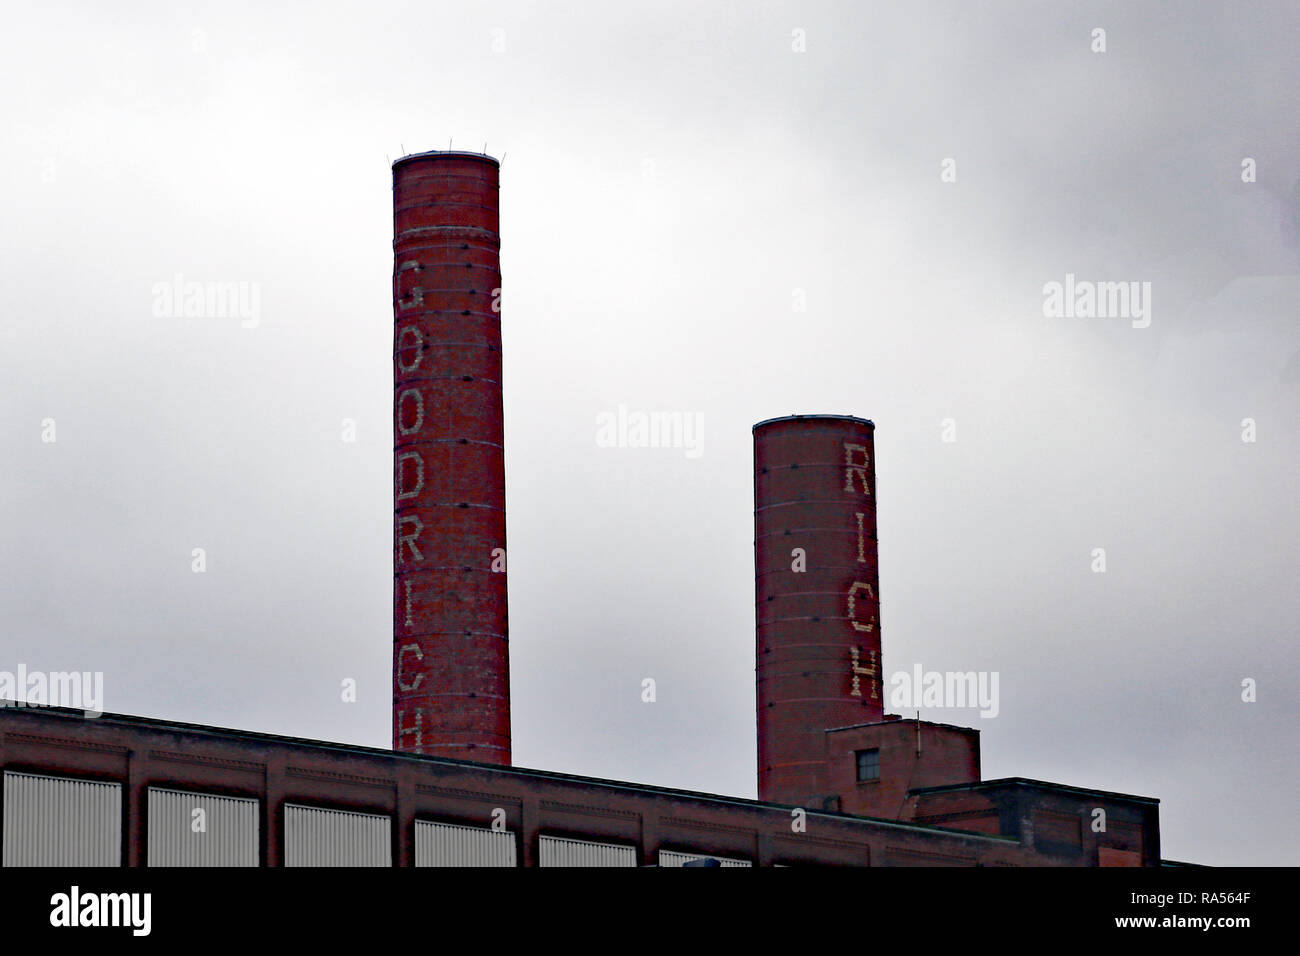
[755,415,881,806]
[392,151,511,765]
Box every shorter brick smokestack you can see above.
[754,415,881,807]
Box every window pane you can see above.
[856,749,879,782]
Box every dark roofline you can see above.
[826,717,980,736]
[0,703,1020,844]
[908,776,1159,805]
[753,414,875,430]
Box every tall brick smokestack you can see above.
[755,415,881,806]
[392,151,510,764]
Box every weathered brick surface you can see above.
[907,779,1161,866]
[825,718,981,819]
[392,152,510,764]
[755,416,883,807]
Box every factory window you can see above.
[856,748,880,783]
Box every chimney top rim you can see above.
[393,149,500,169]
[753,414,875,431]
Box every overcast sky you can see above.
[1,1,1296,866]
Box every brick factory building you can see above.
[0,706,1161,867]
[0,151,1177,867]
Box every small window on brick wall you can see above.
[856,748,880,782]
